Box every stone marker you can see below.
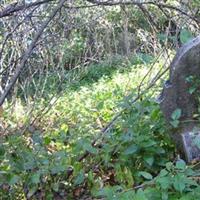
[159,36,200,162]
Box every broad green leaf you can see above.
[51,165,65,174]
[84,143,98,155]
[143,188,161,199]
[139,171,153,180]
[156,176,171,190]
[74,170,85,186]
[158,33,167,42]
[135,189,148,200]
[162,192,168,200]
[189,87,196,94]
[138,53,154,64]
[170,120,179,128]
[96,187,114,199]
[151,109,160,120]
[8,174,20,185]
[118,190,135,199]
[180,29,193,44]
[44,136,52,145]
[142,140,156,148]
[159,169,168,177]
[184,178,198,187]
[31,172,40,184]
[97,102,104,109]
[173,174,186,192]
[175,159,186,170]
[193,136,200,149]
[144,156,154,166]
[171,108,181,120]
[166,162,173,171]
[123,144,138,155]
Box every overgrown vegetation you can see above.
[1,57,200,199]
[1,0,200,199]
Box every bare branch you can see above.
[0,0,55,18]
[0,0,66,106]
[87,0,200,23]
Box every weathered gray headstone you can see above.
[159,36,200,162]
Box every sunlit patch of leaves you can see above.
[0,58,199,199]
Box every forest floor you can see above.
[1,56,200,199]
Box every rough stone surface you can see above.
[160,36,200,162]
[182,131,200,162]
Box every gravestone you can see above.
[159,36,200,162]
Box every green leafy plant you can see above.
[180,29,194,44]
[170,108,182,128]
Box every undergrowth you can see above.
[1,55,200,199]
